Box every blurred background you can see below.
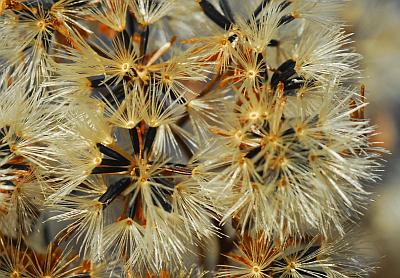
[344,0,400,277]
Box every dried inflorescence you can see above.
[217,232,373,277]
[0,0,383,277]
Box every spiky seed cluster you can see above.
[0,0,383,276]
[217,232,373,278]
[198,83,378,238]
[0,72,58,236]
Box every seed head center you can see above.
[121,62,130,72]
[249,111,260,120]
[252,265,261,274]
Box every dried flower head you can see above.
[0,0,384,276]
[217,232,373,278]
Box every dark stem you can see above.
[143,126,158,155]
[150,185,173,213]
[91,167,128,175]
[97,143,130,164]
[219,0,235,23]
[0,163,30,171]
[100,158,131,167]
[98,177,132,208]
[278,14,295,26]
[199,0,232,30]
[129,126,140,155]
[251,0,271,20]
